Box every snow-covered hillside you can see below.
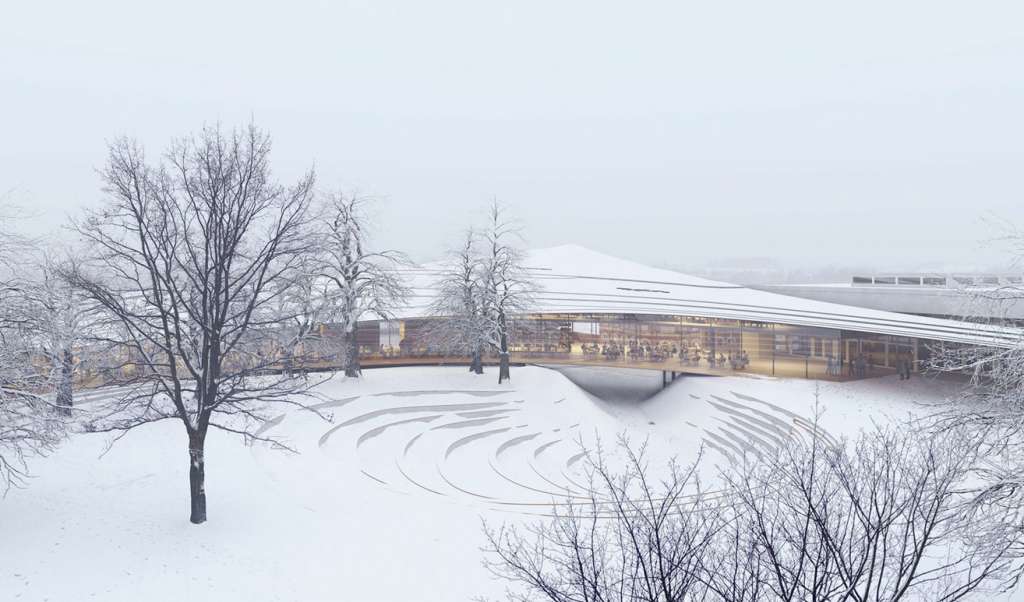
[0,367,975,601]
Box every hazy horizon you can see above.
[3,1,1023,272]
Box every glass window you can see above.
[379,321,401,349]
[572,321,600,335]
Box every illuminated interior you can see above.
[351,313,924,381]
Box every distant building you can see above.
[755,273,1024,323]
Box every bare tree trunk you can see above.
[56,348,73,417]
[471,348,484,374]
[498,313,510,383]
[188,430,207,524]
[344,328,361,378]
[498,352,510,383]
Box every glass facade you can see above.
[505,313,841,379]
[352,313,921,380]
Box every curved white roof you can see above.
[398,244,1023,349]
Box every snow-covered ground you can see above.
[0,366,976,601]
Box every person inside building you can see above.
[898,355,912,380]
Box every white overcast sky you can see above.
[2,1,1022,271]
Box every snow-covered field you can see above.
[0,366,970,601]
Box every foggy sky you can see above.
[2,1,1023,272]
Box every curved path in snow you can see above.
[255,376,838,509]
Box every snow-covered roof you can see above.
[398,244,1023,349]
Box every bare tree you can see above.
[317,192,409,378]
[273,256,337,377]
[485,423,1018,601]
[0,201,64,493]
[478,202,533,383]
[429,203,534,382]
[428,229,490,374]
[927,224,1024,564]
[713,422,1016,602]
[64,124,320,524]
[17,254,93,417]
[484,437,719,602]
